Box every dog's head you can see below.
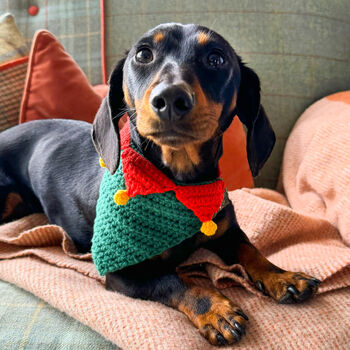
[92,23,275,180]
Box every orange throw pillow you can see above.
[20,30,102,124]
[92,84,108,98]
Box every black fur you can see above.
[0,119,102,252]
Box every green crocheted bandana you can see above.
[91,123,226,275]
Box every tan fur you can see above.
[153,32,164,43]
[175,286,246,345]
[237,243,319,302]
[135,70,166,140]
[135,75,223,176]
[123,84,132,107]
[188,78,223,140]
[230,91,237,113]
[161,143,201,174]
[158,78,223,174]
[135,83,161,137]
[197,31,210,45]
[1,193,22,220]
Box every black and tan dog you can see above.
[0,23,320,346]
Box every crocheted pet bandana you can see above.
[92,123,225,275]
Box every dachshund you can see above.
[0,23,320,346]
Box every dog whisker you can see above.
[112,109,129,121]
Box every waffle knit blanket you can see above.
[0,91,350,349]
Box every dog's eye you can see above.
[207,51,224,68]
[135,48,153,63]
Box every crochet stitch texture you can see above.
[92,123,225,275]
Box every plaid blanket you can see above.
[0,280,117,349]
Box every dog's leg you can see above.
[205,209,321,304]
[0,186,41,224]
[106,263,247,346]
[0,148,42,223]
[235,234,321,303]
[0,190,22,223]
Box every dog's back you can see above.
[0,119,103,252]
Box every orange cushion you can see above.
[19,30,102,124]
[219,117,253,190]
[19,29,252,190]
[92,84,109,98]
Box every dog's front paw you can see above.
[256,271,321,304]
[177,287,248,346]
[198,305,248,346]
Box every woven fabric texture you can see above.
[280,91,350,245]
[0,13,28,132]
[0,59,27,132]
[104,0,350,188]
[0,0,102,85]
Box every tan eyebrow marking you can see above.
[123,83,132,107]
[154,32,164,43]
[198,31,210,45]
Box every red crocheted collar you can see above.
[119,121,225,223]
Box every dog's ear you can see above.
[92,57,126,174]
[236,63,276,177]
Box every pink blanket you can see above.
[1,91,350,349]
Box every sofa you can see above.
[0,1,349,349]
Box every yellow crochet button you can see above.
[99,157,106,168]
[114,190,129,205]
[200,220,217,236]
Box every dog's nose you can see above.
[150,83,194,120]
